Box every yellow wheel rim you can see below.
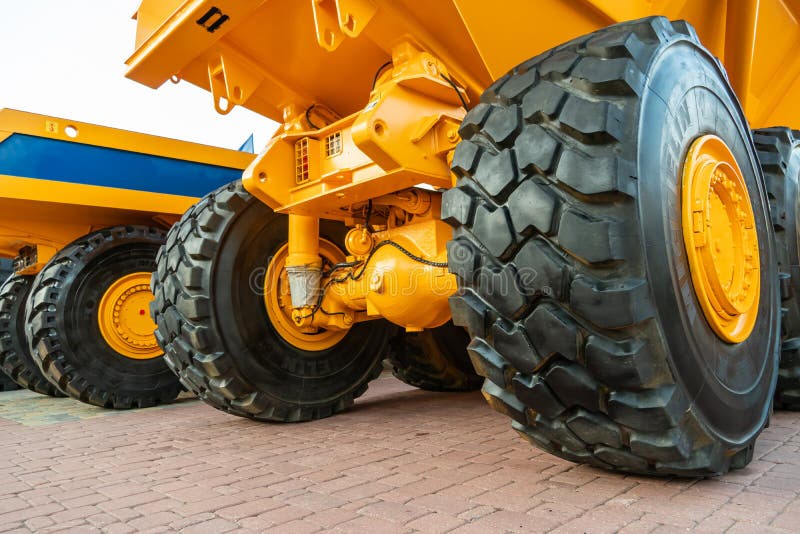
[264,239,348,351]
[681,135,760,343]
[98,272,162,359]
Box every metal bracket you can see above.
[207,50,263,115]
[311,0,377,52]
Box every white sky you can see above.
[0,1,277,150]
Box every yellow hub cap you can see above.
[98,272,162,359]
[681,135,760,343]
[265,239,348,351]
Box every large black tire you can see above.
[388,321,482,391]
[0,261,21,392]
[754,128,800,410]
[0,275,61,396]
[27,226,181,409]
[151,181,392,422]
[444,17,779,476]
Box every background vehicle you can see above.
[129,0,800,475]
[0,109,252,407]
[0,260,18,391]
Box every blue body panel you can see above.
[0,134,242,197]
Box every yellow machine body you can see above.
[128,0,800,129]
[0,108,253,273]
[126,0,800,332]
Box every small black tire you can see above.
[151,181,392,422]
[27,226,181,409]
[388,322,482,391]
[0,275,62,396]
[754,128,800,410]
[444,17,778,476]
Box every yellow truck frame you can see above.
[128,0,800,476]
[0,108,252,406]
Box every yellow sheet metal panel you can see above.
[127,0,800,128]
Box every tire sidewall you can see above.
[638,40,779,444]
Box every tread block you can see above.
[585,335,658,388]
[608,385,687,432]
[449,289,489,339]
[585,30,647,63]
[231,392,268,415]
[515,124,559,174]
[559,95,624,143]
[176,294,209,321]
[482,75,511,103]
[441,186,476,227]
[447,238,481,283]
[451,141,483,178]
[492,320,540,374]
[629,428,690,462]
[478,263,526,316]
[473,148,519,199]
[544,361,600,412]
[514,49,553,76]
[512,374,565,418]
[483,106,521,147]
[670,20,699,41]
[459,102,493,138]
[176,264,205,290]
[513,239,569,300]
[522,81,567,121]
[570,275,653,328]
[554,147,636,196]
[482,380,527,425]
[195,208,225,232]
[531,413,586,451]
[467,338,512,387]
[557,208,622,264]
[215,188,248,212]
[497,69,538,103]
[593,446,649,472]
[192,351,230,377]
[571,57,645,96]
[566,409,622,448]
[524,304,580,361]
[506,179,557,237]
[471,204,515,259]
[184,237,217,261]
[182,323,211,352]
[538,49,580,78]
[210,375,249,400]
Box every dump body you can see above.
[127,0,800,129]
[0,108,253,271]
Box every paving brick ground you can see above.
[1,372,799,533]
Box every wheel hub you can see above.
[265,239,348,351]
[681,135,760,343]
[98,272,162,359]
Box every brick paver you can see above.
[1,373,799,532]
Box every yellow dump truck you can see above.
[128,0,800,476]
[0,109,252,407]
